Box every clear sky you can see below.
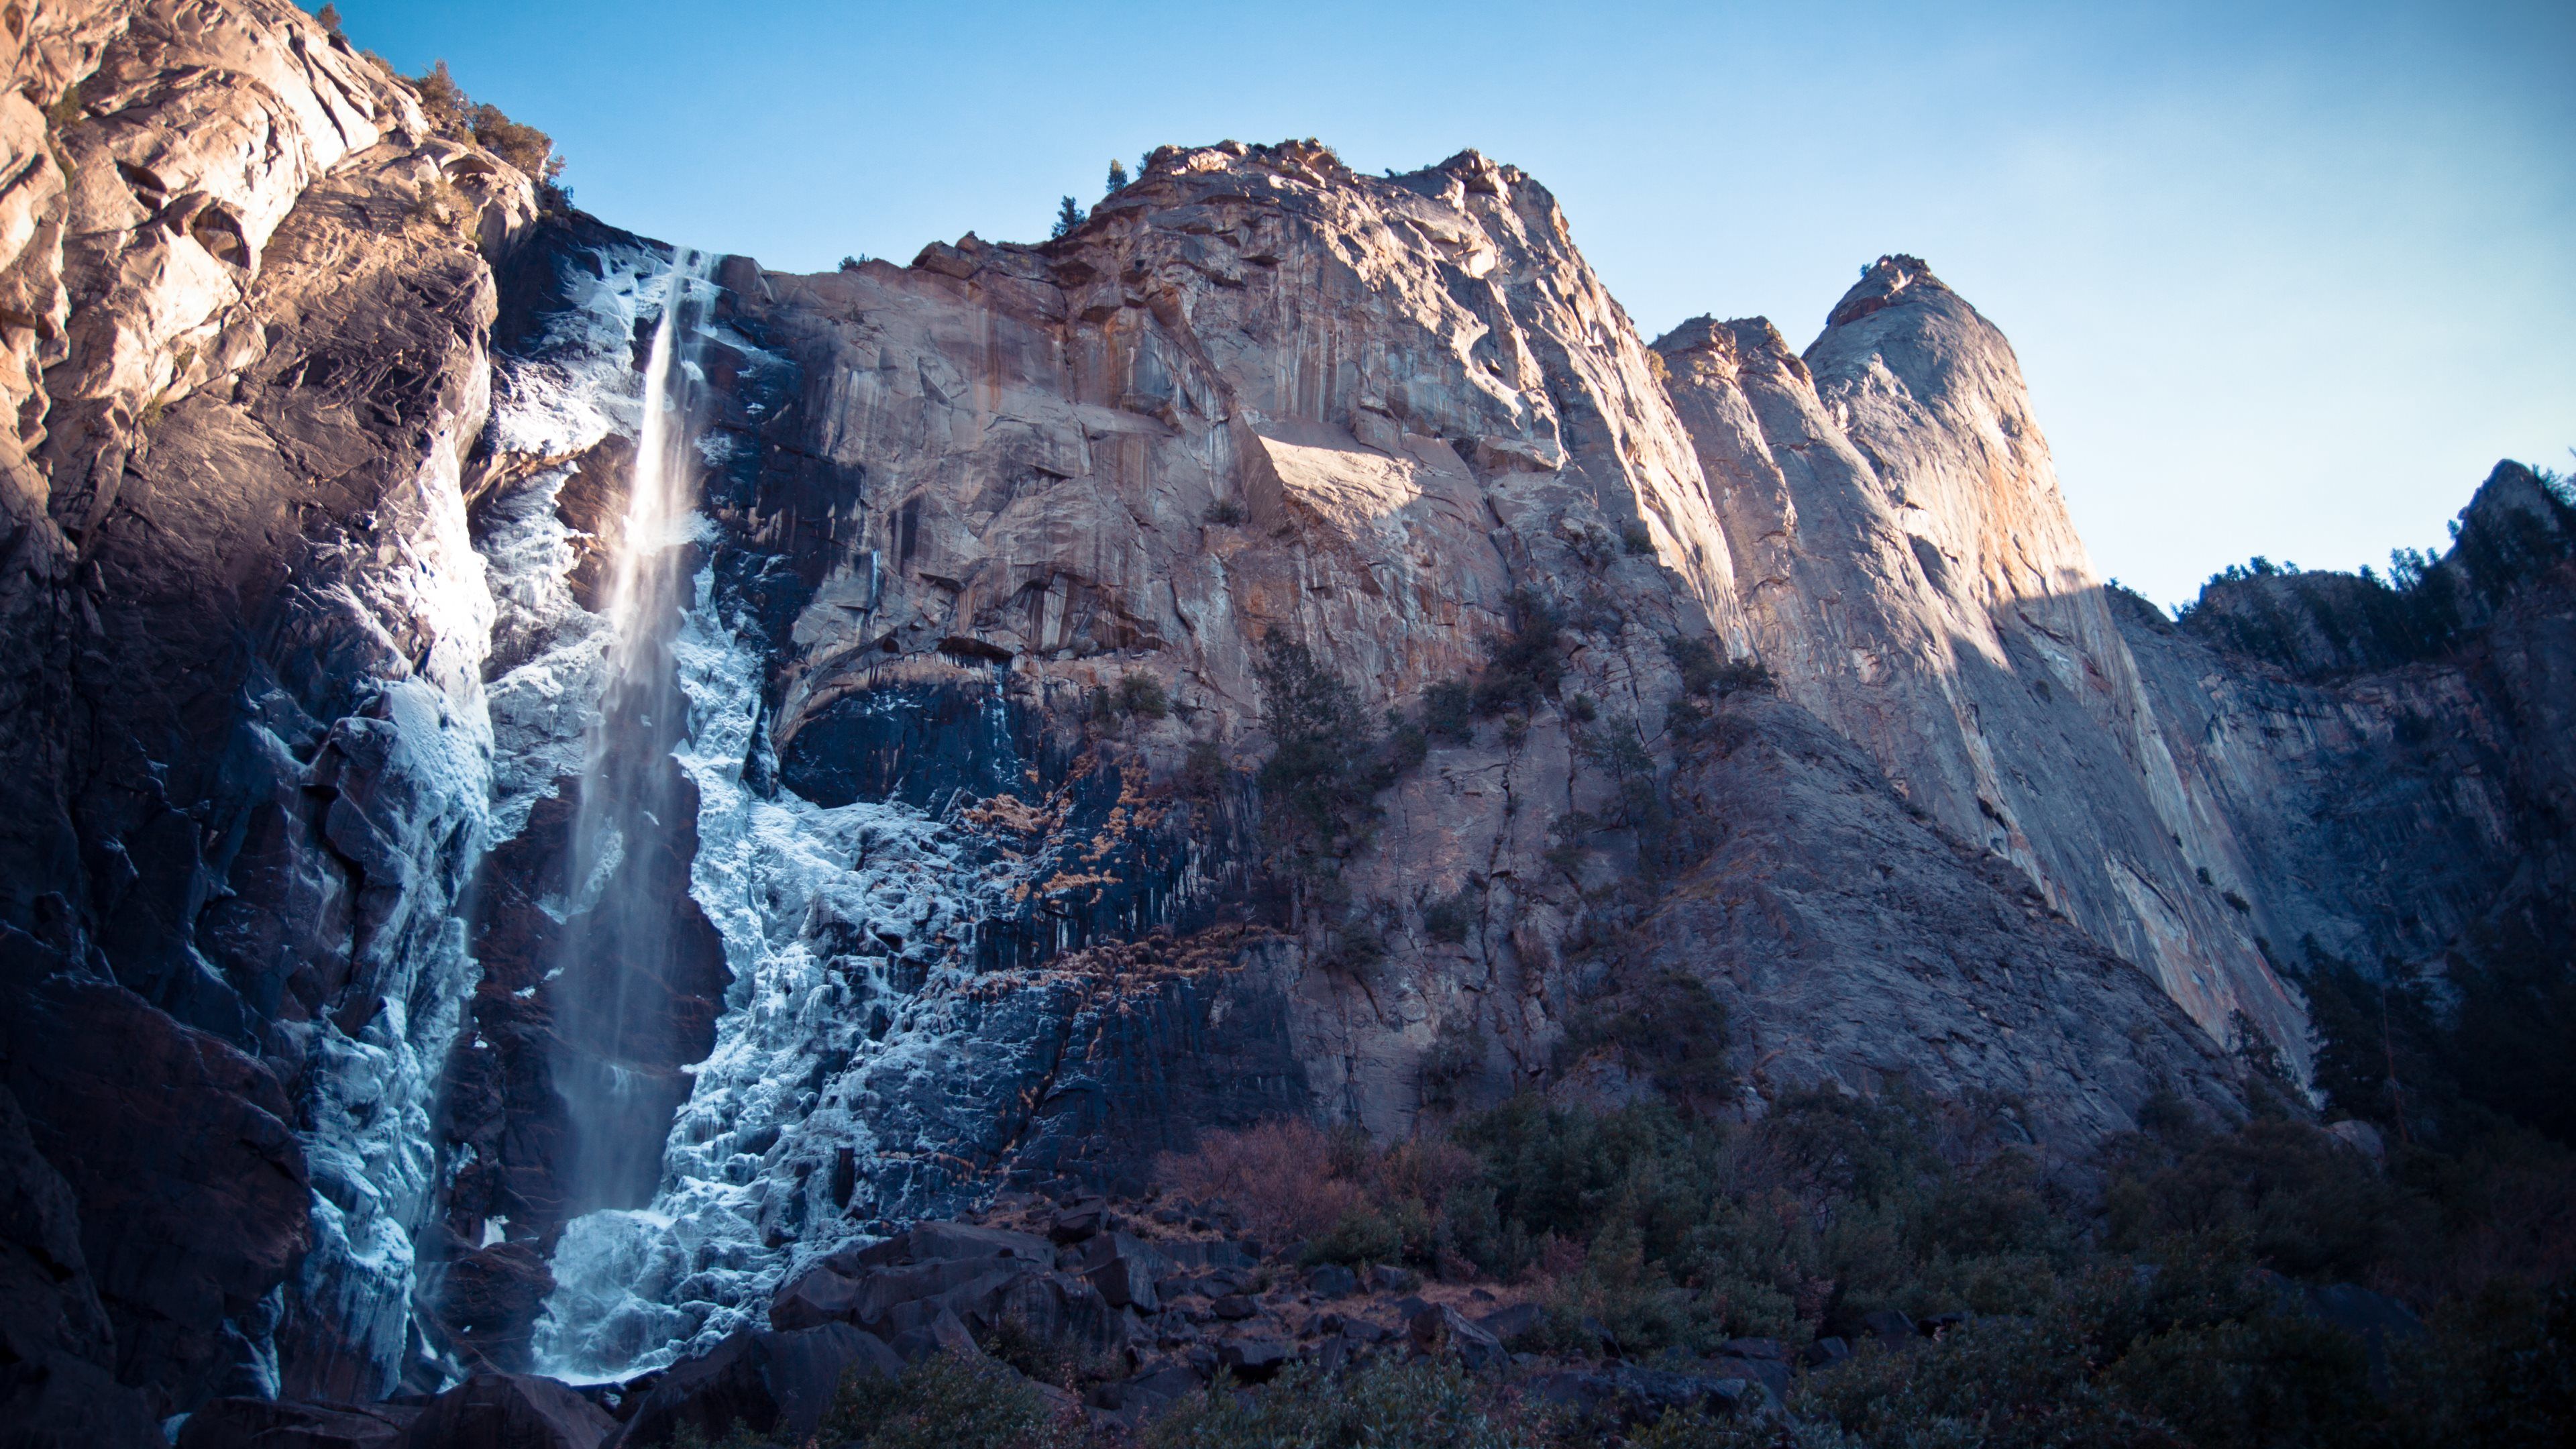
[325,1,2573,607]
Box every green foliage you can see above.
[818,1351,1063,1449]
[1181,738,1229,798]
[1106,159,1130,193]
[1554,971,1729,1102]
[2102,1113,2421,1279]
[1421,885,1477,945]
[1252,634,1400,890]
[1051,195,1086,238]
[1140,1086,2575,1449]
[1471,590,1566,716]
[409,60,567,205]
[1143,1359,1554,1449]
[1423,678,1477,743]
[1092,670,1168,722]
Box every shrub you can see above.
[1203,497,1248,525]
[1252,634,1399,888]
[1116,671,1169,719]
[407,60,567,205]
[1622,521,1658,555]
[1421,887,1477,945]
[1144,1358,1554,1449]
[1155,1118,1364,1243]
[1051,196,1085,238]
[816,1350,1064,1449]
[1422,679,1476,743]
[1181,739,1229,798]
[1471,591,1565,716]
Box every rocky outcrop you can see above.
[1653,264,2302,1064]
[2119,462,2576,980]
[0,0,539,1417]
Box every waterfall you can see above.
[549,250,718,1216]
[506,241,1015,1383]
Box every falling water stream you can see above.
[550,250,716,1216]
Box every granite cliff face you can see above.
[0,1,2567,1430]
[0,0,535,1426]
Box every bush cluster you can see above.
[407,60,568,208]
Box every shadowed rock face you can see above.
[0,2,2568,1417]
[0,0,539,1421]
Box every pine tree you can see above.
[1105,159,1130,195]
[1051,196,1085,239]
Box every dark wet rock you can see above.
[0,963,311,1411]
[0,1080,156,1447]
[1049,1196,1108,1243]
[1305,1264,1358,1299]
[845,1221,1056,1269]
[398,1373,615,1449]
[1364,1265,1420,1295]
[176,1397,419,1449]
[1076,1232,1167,1312]
[1858,1309,1919,1348]
[1476,1302,1544,1344]
[611,1324,900,1447]
[1406,1303,1507,1371]
[1218,1338,1295,1381]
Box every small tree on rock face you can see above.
[1051,195,1085,239]
[1105,159,1129,194]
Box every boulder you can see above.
[1475,1301,1544,1344]
[1305,1264,1358,1299]
[2292,1281,2426,1393]
[1075,1232,1166,1313]
[768,1265,865,1332]
[178,1399,419,1449]
[1049,1197,1108,1244]
[611,1324,900,1447]
[843,1222,1054,1270]
[398,1374,616,1449]
[1709,1354,1790,1407]
[1857,1309,1918,1348]
[1211,1294,1256,1321]
[1217,1338,1295,1382]
[1406,1303,1507,1371]
[1804,1336,1852,1368]
[888,1307,983,1365]
[1364,1264,1420,1294]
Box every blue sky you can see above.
[326,1,2573,606]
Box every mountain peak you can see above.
[1825,252,1952,328]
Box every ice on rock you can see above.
[478,243,1025,1381]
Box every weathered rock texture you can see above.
[0,0,538,1426]
[0,0,2569,1420]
